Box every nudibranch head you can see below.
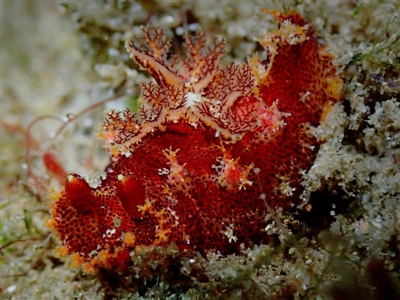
[49,10,342,272]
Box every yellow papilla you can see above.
[123,232,136,246]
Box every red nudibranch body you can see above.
[48,10,342,272]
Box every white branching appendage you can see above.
[213,146,254,190]
[162,147,187,184]
[182,30,226,93]
[256,101,291,142]
[101,108,140,145]
[222,224,238,243]
[102,26,288,150]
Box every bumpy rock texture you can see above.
[49,10,342,271]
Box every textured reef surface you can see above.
[48,10,342,272]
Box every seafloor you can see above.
[1,1,400,299]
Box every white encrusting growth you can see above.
[222,224,238,243]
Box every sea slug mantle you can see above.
[48,10,342,272]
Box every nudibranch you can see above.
[48,10,342,272]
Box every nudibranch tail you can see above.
[49,10,342,272]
